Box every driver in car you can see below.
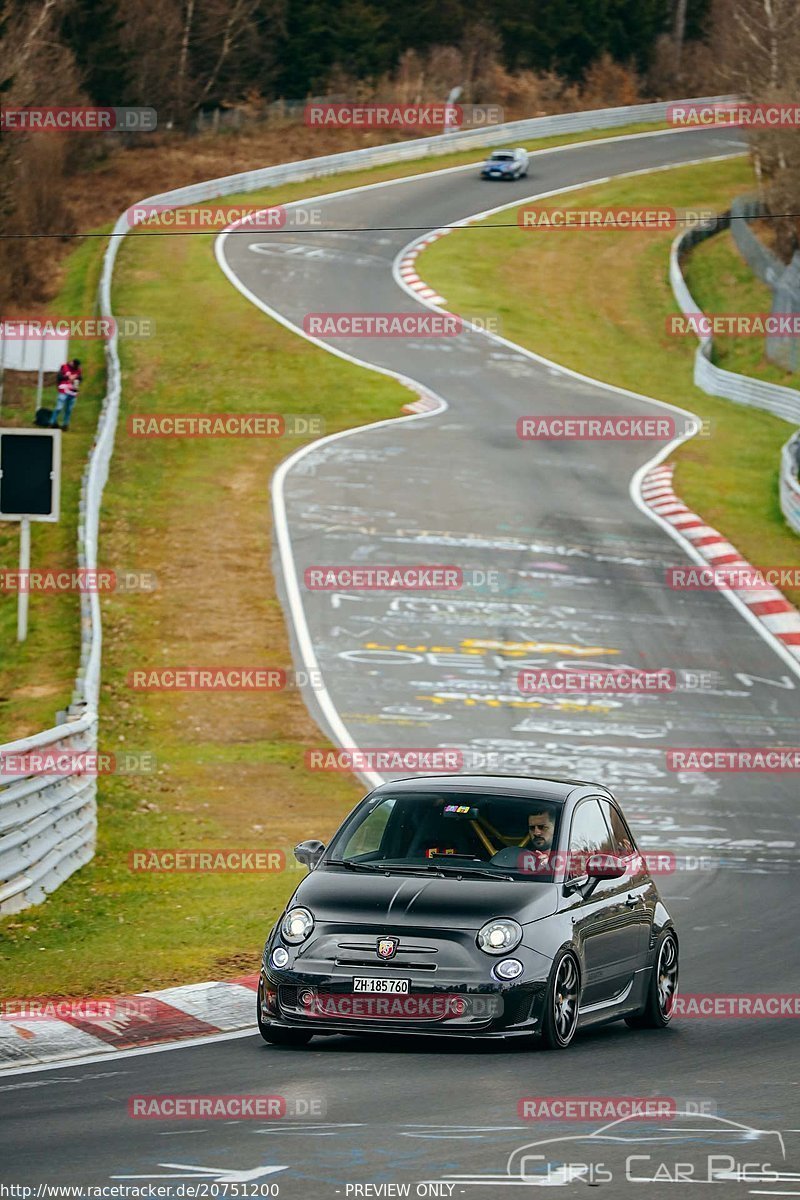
[528,807,556,852]
[482,804,558,873]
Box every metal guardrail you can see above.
[728,194,784,286]
[780,435,800,535]
[0,95,734,914]
[728,195,800,372]
[0,713,97,912]
[669,217,800,533]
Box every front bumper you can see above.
[260,967,548,1039]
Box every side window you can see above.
[601,801,637,857]
[341,798,396,859]
[568,799,614,876]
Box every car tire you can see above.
[625,928,679,1029]
[538,949,581,1050]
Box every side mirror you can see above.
[586,853,627,880]
[294,839,326,870]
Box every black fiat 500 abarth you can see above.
[258,774,678,1050]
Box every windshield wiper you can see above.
[428,862,515,881]
[327,859,443,876]
[327,859,383,871]
[327,859,514,881]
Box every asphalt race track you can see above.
[3,126,800,1198]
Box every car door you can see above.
[562,798,643,1007]
[600,798,656,966]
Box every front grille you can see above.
[501,991,534,1026]
[501,985,545,1027]
[278,985,298,1011]
[337,941,437,952]
[334,958,437,971]
[334,939,439,972]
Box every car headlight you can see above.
[280,906,314,944]
[477,918,523,955]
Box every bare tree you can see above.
[0,0,84,308]
[672,0,688,76]
[708,0,800,256]
[711,0,799,95]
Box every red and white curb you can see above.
[0,974,258,1070]
[401,392,442,415]
[397,228,451,305]
[641,463,800,658]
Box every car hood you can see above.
[291,866,557,930]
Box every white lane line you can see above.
[216,221,452,792]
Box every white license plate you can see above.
[353,977,410,994]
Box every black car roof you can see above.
[367,774,610,802]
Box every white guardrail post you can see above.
[669,218,800,532]
[0,96,733,913]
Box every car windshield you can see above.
[325,791,564,880]
[490,152,514,161]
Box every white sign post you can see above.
[17,516,31,642]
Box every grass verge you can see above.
[0,237,109,739]
[419,155,800,606]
